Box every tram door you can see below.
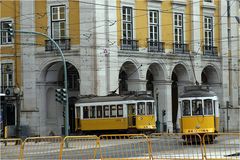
[127,104,136,128]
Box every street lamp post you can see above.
[156,93,160,132]
[1,29,69,136]
[13,87,21,138]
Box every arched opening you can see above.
[42,61,80,135]
[171,64,189,132]
[118,61,139,94]
[201,72,208,84]
[146,70,154,96]
[119,70,128,95]
[201,65,219,84]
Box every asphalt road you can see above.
[1,135,239,159]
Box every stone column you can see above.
[153,80,173,133]
[127,79,147,91]
[191,0,201,54]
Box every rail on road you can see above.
[0,132,239,160]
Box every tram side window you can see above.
[90,106,95,118]
[97,106,102,118]
[103,105,109,117]
[137,102,145,115]
[182,100,191,116]
[117,105,123,117]
[146,102,154,115]
[192,100,203,115]
[204,99,213,115]
[76,107,80,118]
[83,106,89,119]
[110,105,117,117]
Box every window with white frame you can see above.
[51,5,66,39]
[1,63,13,87]
[174,13,183,46]
[1,21,13,45]
[122,6,133,41]
[204,16,213,48]
[204,0,212,2]
[149,10,159,42]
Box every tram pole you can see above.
[1,29,69,136]
[156,93,160,132]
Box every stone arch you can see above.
[38,60,80,135]
[118,61,141,94]
[147,61,166,81]
[171,63,191,132]
[171,63,191,82]
[201,64,221,84]
[38,58,81,82]
[146,62,166,95]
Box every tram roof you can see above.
[75,94,154,104]
[179,89,217,98]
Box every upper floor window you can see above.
[121,6,138,50]
[204,16,213,47]
[1,63,13,87]
[122,6,133,40]
[174,13,183,45]
[1,21,13,45]
[51,5,66,39]
[149,10,159,42]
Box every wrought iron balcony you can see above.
[173,43,189,54]
[120,39,139,51]
[45,38,71,51]
[148,41,165,52]
[203,45,218,56]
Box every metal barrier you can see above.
[1,133,239,159]
[0,138,22,160]
[203,133,240,160]
[99,134,151,159]
[19,136,62,160]
[61,135,99,159]
[150,133,203,160]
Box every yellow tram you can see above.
[75,93,156,134]
[178,85,219,140]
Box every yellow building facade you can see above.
[0,0,239,136]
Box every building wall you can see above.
[1,0,239,136]
[0,0,21,87]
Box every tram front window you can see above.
[182,100,191,116]
[137,102,145,115]
[204,99,213,115]
[146,102,154,115]
[83,106,89,118]
[192,100,203,115]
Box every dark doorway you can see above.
[171,72,178,132]
[201,72,208,84]
[2,103,15,137]
[146,70,154,96]
[69,97,77,134]
[119,70,128,95]
[66,63,80,91]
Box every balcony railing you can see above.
[148,41,165,52]
[120,39,139,51]
[173,43,189,54]
[45,38,71,51]
[203,45,218,56]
